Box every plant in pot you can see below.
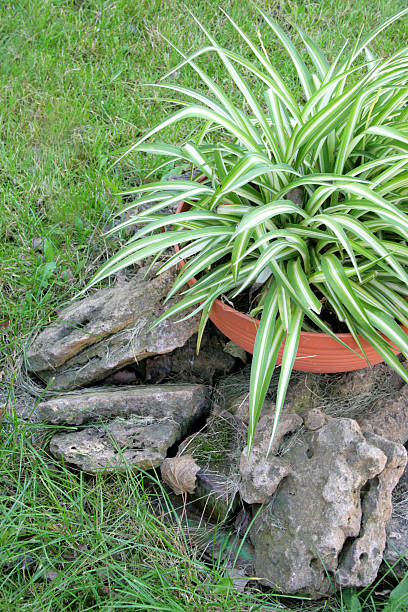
[90,7,408,451]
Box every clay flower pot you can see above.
[175,200,402,374]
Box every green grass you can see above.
[0,1,407,609]
[1,415,407,611]
[1,0,407,361]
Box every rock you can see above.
[337,433,407,587]
[357,384,408,445]
[145,328,236,385]
[47,385,209,473]
[283,372,317,413]
[193,471,241,522]
[384,463,408,577]
[36,384,208,426]
[103,368,139,385]
[50,416,182,472]
[304,408,330,431]
[250,418,405,596]
[225,372,317,425]
[334,363,403,397]
[239,412,302,504]
[249,412,304,456]
[228,393,276,425]
[240,453,291,505]
[177,409,247,522]
[27,266,199,391]
[223,341,247,363]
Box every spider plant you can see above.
[90,7,408,453]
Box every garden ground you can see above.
[0,1,407,609]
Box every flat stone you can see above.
[27,266,199,391]
[50,416,181,472]
[250,419,403,596]
[36,384,209,426]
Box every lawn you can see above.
[0,0,407,609]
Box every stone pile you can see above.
[24,265,408,597]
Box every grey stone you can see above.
[304,408,330,431]
[250,419,404,596]
[250,412,304,456]
[27,266,199,390]
[50,416,181,472]
[230,394,276,425]
[337,433,407,587]
[334,364,404,397]
[384,464,408,577]
[240,453,291,505]
[35,384,208,426]
[357,384,408,445]
[239,412,302,505]
[223,341,247,363]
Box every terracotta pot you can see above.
[175,200,402,373]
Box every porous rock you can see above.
[384,463,408,577]
[337,433,407,586]
[47,384,209,473]
[27,266,199,390]
[357,384,408,445]
[250,418,406,596]
[304,408,330,431]
[36,384,208,426]
[50,417,181,472]
[239,412,303,504]
[334,363,404,397]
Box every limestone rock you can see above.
[333,363,404,397]
[240,453,292,505]
[384,463,408,577]
[50,416,181,472]
[283,372,317,413]
[249,412,304,456]
[36,384,208,426]
[250,418,404,596]
[27,266,199,390]
[46,384,209,473]
[304,408,330,431]
[223,341,247,363]
[239,412,302,504]
[337,433,407,587]
[357,385,408,445]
